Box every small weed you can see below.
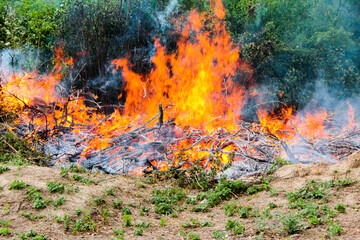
[9,179,27,190]
[191,204,209,213]
[72,174,94,184]
[75,208,82,216]
[53,197,65,209]
[187,231,200,240]
[60,167,69,178]
[0,227,10,236]
[47,181,65,194]
[69,163,87,173]
[22,211,35,221]
[122,214,132,227]
[182,217,201,228]
[327,222,343,236]
[113,198,123,209]
[0,166,10,174]
[134,227,143,236]
[213,230,226,240]
[18,229,47,240]
[26,187,42,201]
[54,214,63,223]
[72,211,96,234]
[0,220,12,226]
[113,228,125,236]
[268,202,277,209]
[160,217,167,226]
[155,203,175,214]
[239,206,252,218]
[93,197,106,206]
[201,220,215,227]
[129,202,136,208]
[223,201,240,217]
[136,221,151,228]
[105,187,115,196]
[279,212,304,234]
[121,207,131,215]
[334,203,345,213]
[247,183,270,195]
[33,199,51,209]
[140,205,150,215]
[270,188,278,196]
[64,213,70,231]
[101,209,111,223]
[225,219,245,235]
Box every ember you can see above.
[0,0,359,178]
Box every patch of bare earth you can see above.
[0,152,359,240]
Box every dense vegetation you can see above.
[1,0,360,112]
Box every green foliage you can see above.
[93,197,106,206]
[160,217,167,226]
[122,214,132,227]
[213,230,227,240]
[113,228,125,239]
[239,206,252,218]
[22,211,36,221]
[113,198,123,209]
[0,219,12,226]
[26,187,41,201]
[334,203,345,213]
[0,0,58,49]
[187,231,200,240]
[69,164,87,173]
[47,181,65,194]
[121,207,131,215]
[0,166,10,174]
[225,219,245,235]
[223,201,240,217]
[151,187,187,214]
[140,205,150,213]
[53,196,65,209]
[33,199,51,209]
[0,227,10,236]
[151,187,187,205]
[279,212,304,234]
[60,167,69,178]
[287,180,329,202]
[63,213,70,231]
[104,187,115,196]
[9,179,27,190]
[0,132,47,166]
[18,229,47,240]
[72,174,94,185]
[327,222,343,236]
[155,203,175,214]
[72,210,96,234]
[134,227,143,236]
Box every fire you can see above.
[0,0,359,174]
[111,6,248,132]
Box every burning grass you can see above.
[0,0,359,177]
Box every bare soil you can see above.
[0,153,359,240]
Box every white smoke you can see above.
[156,0,179,31]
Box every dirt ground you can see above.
[0,152,359,240]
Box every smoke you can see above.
[156,0,179,31]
